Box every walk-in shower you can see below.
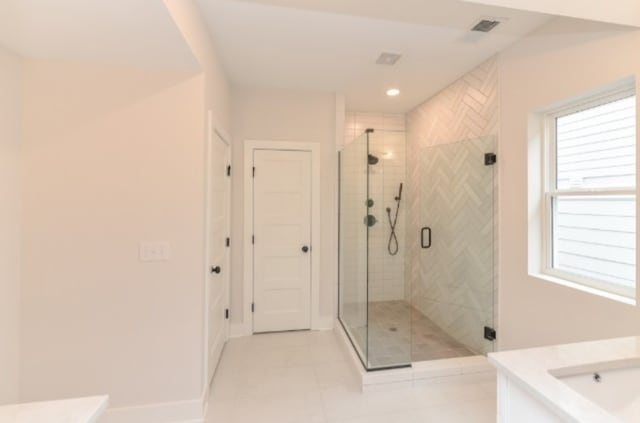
[338,128,496,370]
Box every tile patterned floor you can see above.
[205,330,496,423]
[344,300,474,368]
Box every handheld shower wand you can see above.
[386,183,403,256]
[395,183,403,201]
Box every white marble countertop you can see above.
[489,336,640,423]
[0,396,108,423]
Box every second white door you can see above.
[253,149,312,333]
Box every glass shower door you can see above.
[412,136,496,360]
[339,129,412,370]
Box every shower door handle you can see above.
[421,227,431,249]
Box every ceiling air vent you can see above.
[376,52,402,66]
[471,19,501,33]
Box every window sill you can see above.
[529,272,637,306]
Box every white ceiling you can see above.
[463,0,640,28]
[0,0,555,113]
[0,0,199,70]
[197,0,553,112]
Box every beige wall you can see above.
[16,2,233,417]
[19,60,207,409]
[498,19,640,349]
[230,86,338,330]
[0,45,22,405]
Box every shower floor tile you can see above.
[343,300,474,368]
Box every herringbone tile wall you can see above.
[406,57,499,149]
[406,56,499,355]
[343,113,408,302]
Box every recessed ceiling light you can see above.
[386,88,400,97]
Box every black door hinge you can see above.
[484,153,497,166]
[252,166,256,177]
[227,165,231,176]
[225,309,229,319]
[484,326,496,341]
[226,237,230,247]
[252,235,255,244]
[251,303,255,313]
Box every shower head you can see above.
[368,154,379,165]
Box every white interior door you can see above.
[253,149,312,333]
[207,131,230,384]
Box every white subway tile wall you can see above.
[344,112,407,303]
[368,131,406,301]
[344,112,406,145]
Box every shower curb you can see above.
[334,323,495,392]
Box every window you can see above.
[544,88,637,299]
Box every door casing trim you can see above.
[243,140,321,334]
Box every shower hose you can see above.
[386,183,403,256]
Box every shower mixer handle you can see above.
[421,227,432,249]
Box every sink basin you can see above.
[553,359,640,422]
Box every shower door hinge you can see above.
[225,308,229,319]
[227,165,231,176]
[251,303,255,313]
[484,326,496,341]
[226,237,230,247]
[484,153,497,166]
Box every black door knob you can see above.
[301,246,309,253]
[210,266,221,274]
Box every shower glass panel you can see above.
[412,136,496,360]
[366,130,410,369]
[339,132,368,364]
[339,129,410,370]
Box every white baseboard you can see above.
[316,315,335,331]
[229,322,250,337]
[230,317,334,337]
[100,394,206,423]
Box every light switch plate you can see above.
[139,241,170,262]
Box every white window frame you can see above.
[542,86,637,299]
